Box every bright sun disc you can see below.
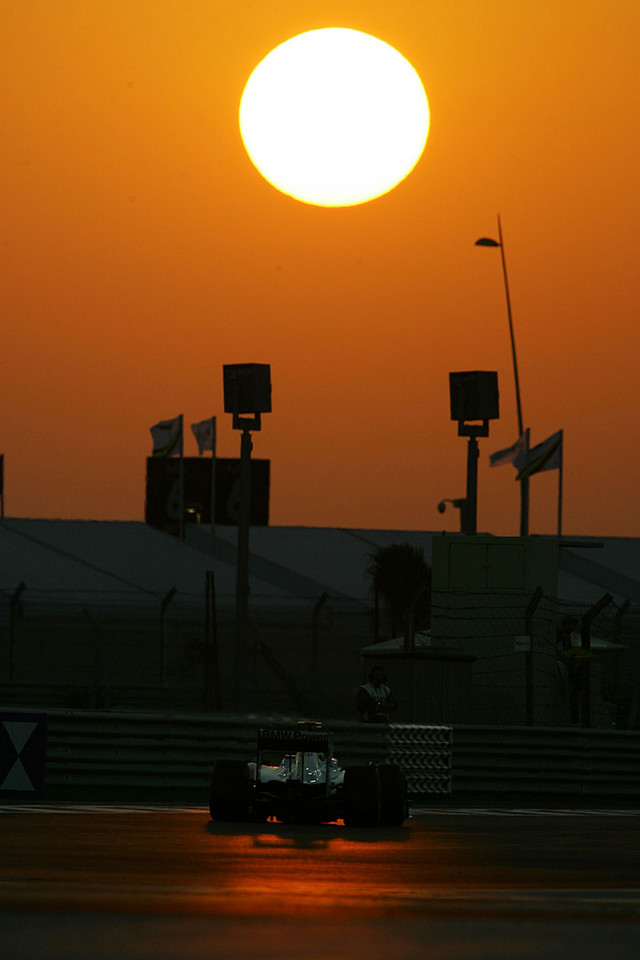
[239,28,430,207]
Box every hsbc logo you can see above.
[0,713,47,799]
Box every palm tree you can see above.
[367,543,431,639]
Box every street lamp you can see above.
[475,215,529,536]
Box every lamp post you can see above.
[223,363,272,709]
[475,216,529,536]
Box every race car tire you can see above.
[209,759,251,821]
[342,764,381,827]
[378,763,408,827]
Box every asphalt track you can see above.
[1,804,640,959]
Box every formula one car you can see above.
[209,723,408,827]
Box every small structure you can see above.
[360,632,475,723]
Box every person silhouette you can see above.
[356,665,397,723]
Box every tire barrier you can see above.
[388,724,453,797]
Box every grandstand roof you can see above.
[1,518,639,612]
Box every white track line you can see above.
[2,803,640,816]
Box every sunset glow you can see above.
[2,2,639,536]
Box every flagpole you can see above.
[179,414,185,539]
[210,417,217,555]
[557,430,564,536]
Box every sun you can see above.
[239,28,430,207]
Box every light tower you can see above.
[223,363,272,707]
[449,371,499,535]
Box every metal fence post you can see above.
[525,586,543,725]
[614,600,630,643]
[581,593,614,729]
[311,591,328,680]
[204,571,219,711]
[82,606,106,708]
[160,587,177,688]
[9,582,26,683]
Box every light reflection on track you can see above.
[1,806,640,919]
[2,808,640,960]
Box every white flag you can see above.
[191,417,216,456]
[489,431,528,467]
[150,415,183,457]
[515,430,562,480]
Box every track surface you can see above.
[1,805,640,959]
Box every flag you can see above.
[515,430,562,480]
[191,417,216,456]
[489,431,528,467]
[150,415,183,457]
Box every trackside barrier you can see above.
[452,725,640,801]
[3,709,639,804]
[35,711,393,802]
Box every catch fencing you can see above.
[2,581,640,729]
[0,580,373,718]
[429,588,640,729]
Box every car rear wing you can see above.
[257,727,333,754]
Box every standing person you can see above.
[557,616,582,725]
[356,665,397,723]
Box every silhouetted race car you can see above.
[209,723,408,827]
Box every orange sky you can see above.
[3,1,639,537]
